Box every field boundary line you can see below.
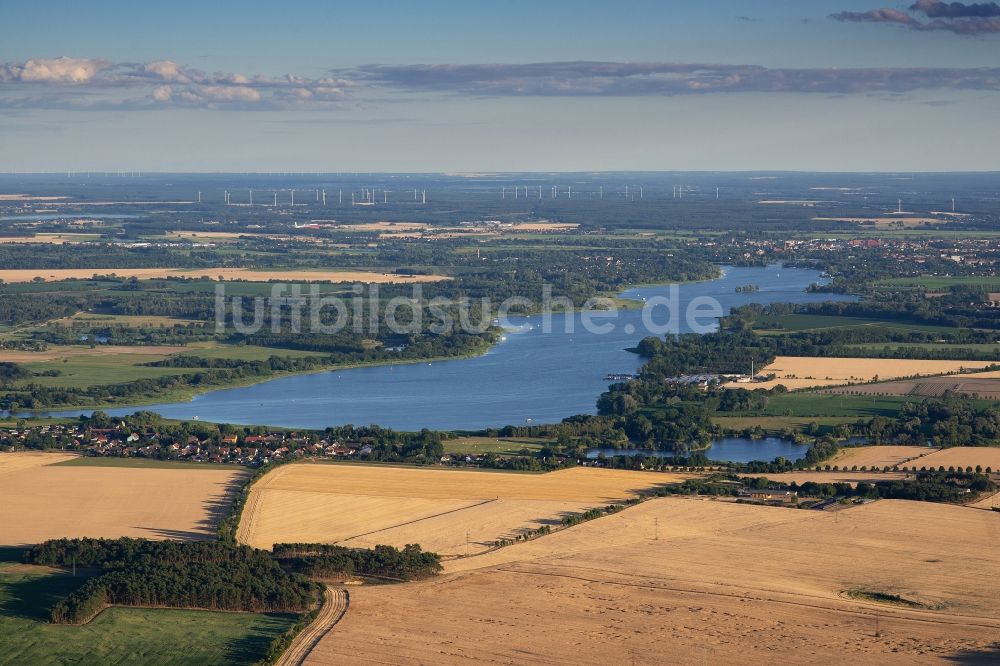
[335,498,499,544]
[235,463,292,545]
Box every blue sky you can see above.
[1,0,999,171]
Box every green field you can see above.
[182,344,328,362]
[875,276,1000,290]
[444,436,548,455]
[6,343,329,393]
[51,456,247,470]
[712,415,861,434]
[0,561,295,665]
[21,355,191,389]
[842,342,1000,355]
[754,313,960,335]
[730,392,915,419]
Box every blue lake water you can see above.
[587,437,809,464]
[44,264,853,433]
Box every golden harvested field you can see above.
[0,194,66,201]
[739,356,995,390]
[0,453,245,546]
[911,447,1000,471]
[510,222,579,231]
[0,451,77,475]
[0,344,191,363]
[49,313,204,327]
[0,268,449,284]
[237,464,689,554]
[969,491,1000,510]
[0,233,97,244]
[309,498,1000,665]
[830,445,936,469]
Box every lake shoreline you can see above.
[23,265,849,430]
[13,268,730,415]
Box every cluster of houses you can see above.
[726,234,1000,269]
[0,422,377,466]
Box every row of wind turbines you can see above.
[213,188,427,207]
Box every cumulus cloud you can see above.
[831,2,1000,33]
[830,9,919,26]
[5,56,1000,109]
[151,85,173,101]
[142,60,193,83]
[0,57,353,110]
[1,57,110,83]
[911,0,1000,17]
[347,61,1000,96]
[193,85,261,103]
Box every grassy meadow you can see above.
[0,559,295,665]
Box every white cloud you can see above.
[143,60,192,83]
[0,56,358,110]
[152,85,173,102]
[16,57,108,83]
[197,85,261,102]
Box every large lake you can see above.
[588,438,811,464]
[49,265,852,432]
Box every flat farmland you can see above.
[309,498,1000,665]
[0,452,246,546]
[0,233,99,244]
[911,447,1000,470]
[0,344,192,364]
[968,491,1000,510]
[0,450,77,475]
[0,342,328,392]
[829,446,936,469]
[443,436,547,455]
[742,356,995,391]
[49,313,205,328]
[0,268,448,284]
[823,375,1000,399]
[237,464,689,554]
[754,313,958,335]
[0,561,295,665]
[712,415,860,434]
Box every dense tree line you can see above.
[0,362,31,386]
[856,393,1000,447]
[272,543,441,581]
[25,538,318,624]
[792,471,995,502]
[653,470,994,504]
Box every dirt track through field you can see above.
[304,497,1000,665]
[276,587,349,666]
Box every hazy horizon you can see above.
[2,0,999,172]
